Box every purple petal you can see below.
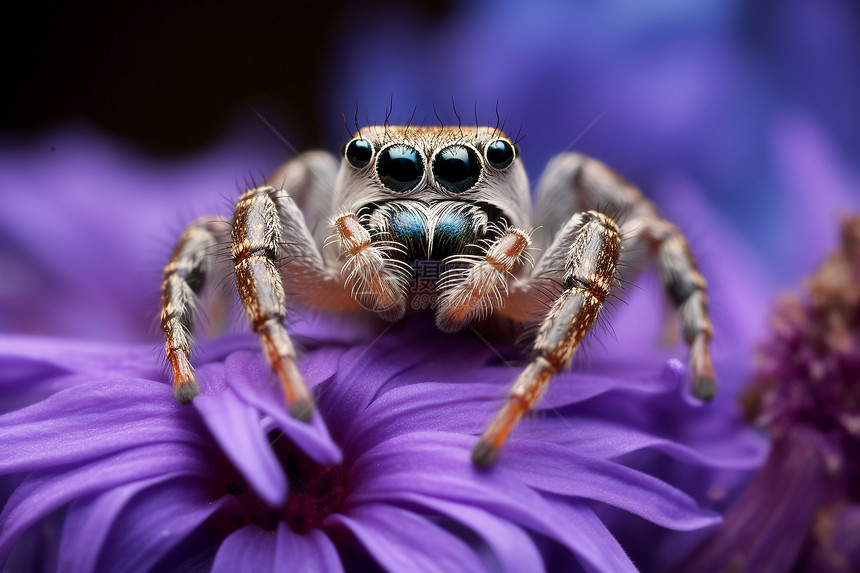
[289,309,392,347]
[0,380,208,474]
[516,411,766,470]
[274,525,343,573]
[294,343,349,388]
[0,358,84,413]
[211,524,343,573]
[544,497,638,573]
[370,491,544,573]
[345,380,498,453]
[210,525,279,573]
[193,365,286,507]
[192,334,270,367]
[514,383,768,470]
[0,443,212,563]
[328,503,485,573]
[220,351,342,466]
[0,336,165,382]
[502,440,720,530]
[348,432,638,571]
[58,476,228,573]
[343,351,686,455]
[318,328,445,437]
[536,359,686,410]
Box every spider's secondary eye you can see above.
[432,145,481,193]
[377,144,424,192]
[345,138,374,168]
[485,139,515,170]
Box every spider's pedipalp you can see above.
[435,226,532,332]
[335,211,410,319]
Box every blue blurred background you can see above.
[321,0,860,284]
[2,0,859,338]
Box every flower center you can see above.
[281,441,348,534]
[217,430,348,535]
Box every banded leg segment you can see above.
[473,212,620,466]
[533,152,717,400]
[161,217,230,403]
[232,188,313,421]
[647,221,715,399]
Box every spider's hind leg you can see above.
[645,221,715,400]
[160,216,231,403]
[531,153,716,401]
[473,211,621,466]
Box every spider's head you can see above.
[333,126,532,228]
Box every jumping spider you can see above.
[161,124,715,466]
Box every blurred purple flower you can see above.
[675,214,860,573]
[0,127,768,571]
[0,120,284,341]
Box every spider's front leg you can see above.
[161,217,231,403]
[231,186,345,421]
[472,211,620,466]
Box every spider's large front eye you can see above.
[432,145,481,193]
[485,139,515,170]
[377,144,424,192]
[345,138,374,168]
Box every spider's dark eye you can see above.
[432,145,481,193]
[485,139,515,170]
[377,144,424,192]
[345,138,374,168]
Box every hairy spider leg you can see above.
[334,212,411,321]
[232,188,313,421]
[647,221,715,399]
[531,153,715,400]
[161,152,350,415]
[160,217,231,403]
[472,212,620,466]
[435,226,532,332]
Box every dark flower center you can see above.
[216,430,348,535]
[281,444,348,534]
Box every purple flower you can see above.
[674,214,860,573]
[1,312,764,572]
[0,122,283,341]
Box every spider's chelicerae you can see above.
[161,124,715,466]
